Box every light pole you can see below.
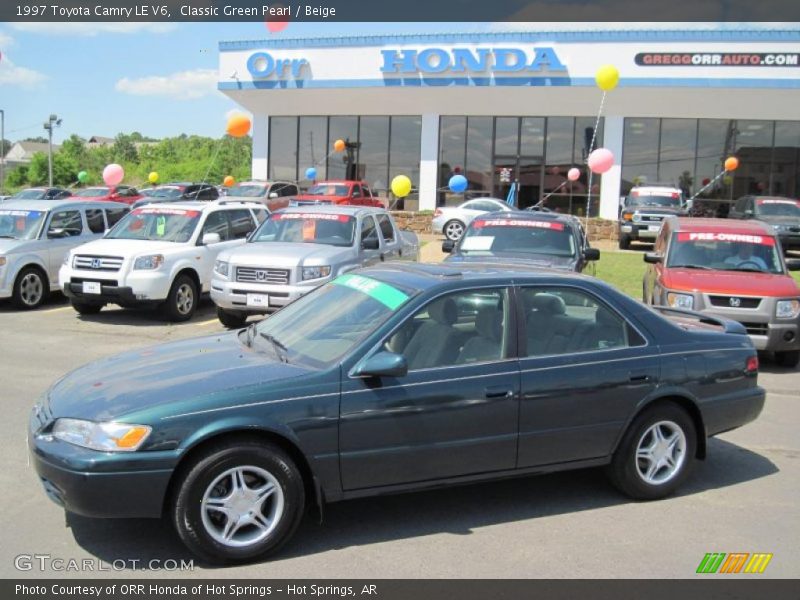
[0,109,5,194]
[43,114,61,187]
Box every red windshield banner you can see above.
[678,232,775,246]
[274,213,352,222]
[474,219,565,231]
[133,208,199,217]
[757,199,800,206]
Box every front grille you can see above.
[638,214,665,223]
[709,296,762,309]
[235,267,290,284]
[74,255,124,272]
[740,322,768,336]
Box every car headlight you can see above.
[133,254,164,270]
[622,212,633,222]
[773,224,789,232]
[631,212,641,222]
[667,292,694,309]
[214,260,229,278]
[51,418,151,452]
[302,265,331,281]
[0,256,6,267]
[776,299,800,319]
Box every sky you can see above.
[0,21,796,144]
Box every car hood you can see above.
[292,195,341,202]
[69,238,184,256]
[663,268,800,296]
[756,215,800,227]
[221,242,354,267]
[446,253,578,270]
[45,332,313,421]
[627,206,685,215]
[0,238,30,253]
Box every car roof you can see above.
[278,205,382,216]
[312,180,363,185]
[0,199,129,211]
[464,197,507,203]
[672,217,775,235]
[135,199,262,211]
[746,195,799,201]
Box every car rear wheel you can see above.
[162,275,197,322]
[217,307,248,329]
[618,235,631,250]
[171,440,305,564]
[444,220,465,241]
[12,266,48,309]
[607,403,696,500]
[70,300,103,315]
[774,350,799,368]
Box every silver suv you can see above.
[0,199,129,308]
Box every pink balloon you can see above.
[587,148,615,174]
[102,163,124,186]
[567,167,581,181]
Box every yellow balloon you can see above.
[391,175,412,198]
[148,171,159,184]
[595,64,620,92]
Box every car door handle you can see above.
[485,386,514,399]
[628,371,652,383]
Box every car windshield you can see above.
[756,199,800,217]
[147,186,184,199]
[228,184,267,197]
[0,209,47,240]
[667,232,783,274]
[249,273,415,368]
[139,188,159,197]
[76,187,110,198]
[12,189,46,199]
[250,212,356,247]
[627,193,682,208]
[306,184,349,196]
[458,218,577,258]
[106,207,201,243]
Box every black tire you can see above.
[443,219,465,241]
[217,307,248,329]
[607,403,696,500]
[12,266,49,309]
[70,300,104,315]
[162,274,198,322]
[618,234,631,250]
[171,439,305,564]
[775,350,800,368]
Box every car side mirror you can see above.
[644,252,662,264]
[743,210,754,219]
[786,259,800,271]
[442,240,455,253]
[268,192,279,199]
[352,351,408,378]
[202,232,221,245]
[584,248,600,261]
[47,228,66,238]
[362,237,380,250]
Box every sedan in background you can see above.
[30,262,763,563]
[443,211,599,273]
[131,183,219,208]
[226,181,299,212]
[432,198,514,241]
[9,187,72,201]
[70,185,143,206]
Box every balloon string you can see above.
[584,89,606,231]
[541,180,569,202]
[199,137,224,189]
[689,169,729,203]
[588,91,606,158]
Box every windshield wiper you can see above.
[670,264,713,270]
[259,332,290,363]
[724,267,766,273]
[0,235,18,239]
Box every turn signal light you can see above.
[745,355,759,374]
[113,426,151,449]
[622,213,633,221]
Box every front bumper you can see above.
[210,276,321,314]
[619,222,661,240]
[778,232,800,251]
[60,266,172,307]
[63,281,162,307]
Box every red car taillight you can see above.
[745,355,759,374]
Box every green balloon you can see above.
[77,171,88,183]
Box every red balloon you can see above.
[265,4,289,32]
[702,178,711,186]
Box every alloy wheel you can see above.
[635,420,687,485]
[20,272,44,306]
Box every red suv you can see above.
[291,180,384,208]
[71,185,143,205]
[643,217,800,366]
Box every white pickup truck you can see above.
[211,206,419,328]
[59,200,267,321]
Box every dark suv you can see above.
[618,185,687,250]
[132,183,219,208]
[729,195,800,253]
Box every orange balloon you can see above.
[223,175,235,187]
[724,156,739,171]
[226,114,251,138]
[333,139,346,152]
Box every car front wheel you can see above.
[217,307,248,329]
[162,275,197,322]
[607,403,696,500]
[13,266,48,309]
[618,234,631,250]
[775,350,799,368]
[444,220,465,241]
[70,300,104,315]
[172,440,305,564]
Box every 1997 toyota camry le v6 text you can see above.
[29,263,765,564]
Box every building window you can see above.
[327,116,358,180]
[622,118,660,190]
[466,117,493,195]
[298,117,328,181]
[659,119,698,197]
[358,116,390,193]
[733,120,775,197]
[268,117,298,181]
[438,117,467,206]
[389,116,422,204]
[774,121,800,198]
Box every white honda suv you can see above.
[59,200,267,321]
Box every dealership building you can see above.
[218,28,800,219]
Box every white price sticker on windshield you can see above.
[460,236,494,251]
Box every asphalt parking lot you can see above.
[1,294,798,579]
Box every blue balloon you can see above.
[305,167,317,180]
[449,174,468,193]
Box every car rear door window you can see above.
[361,215,379,243]
[377,214,395,243]
[47,210,83,237]
[105,208,128,227]
[228,209,257,239]
[201,210,231,241]
[85,209,106,233]
[520,287,644,357]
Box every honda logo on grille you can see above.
[256,270,267,281]
[91,259,101,269]
[729,297,742,307]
